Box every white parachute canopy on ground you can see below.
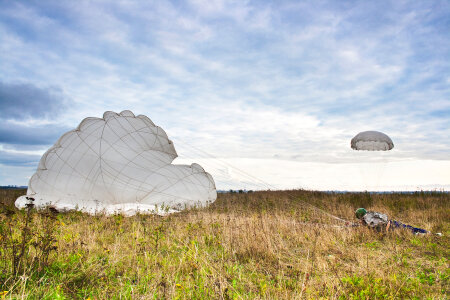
[351,131,394,151]
[16,110,217,215]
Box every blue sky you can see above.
[0,0,449,190]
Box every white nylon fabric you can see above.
[15,110,217,215]
[351,131,394,151]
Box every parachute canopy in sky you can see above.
[351,131,394,151]
[16,110,217,215]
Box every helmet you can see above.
[355,208,367,219]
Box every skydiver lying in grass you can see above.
[354,208,431,234]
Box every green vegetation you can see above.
[0,189,449,299]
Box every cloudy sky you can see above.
[1,0,449,191]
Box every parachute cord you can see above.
[173,137,352,224]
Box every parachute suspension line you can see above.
[355,151,391,191]
[178,149,268,190]
[376,153,389,190]
[174,138,274,191]
[177,143,272,190]
[370,160,388,191]
[173,137,351,224]
[175,147,268,190]
[358,155,387,192]
[175,138,278,189]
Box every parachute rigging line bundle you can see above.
[15,110,217,216]
[351,131,394,151]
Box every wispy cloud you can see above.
[0,81,68,120]
[0,149,40,167]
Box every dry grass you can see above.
[0,189,449,299]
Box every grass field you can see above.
[0,188,449,299]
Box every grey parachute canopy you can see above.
[351,131,394,151]
[15,110,217,215]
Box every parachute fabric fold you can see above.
[15,110,217,215]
